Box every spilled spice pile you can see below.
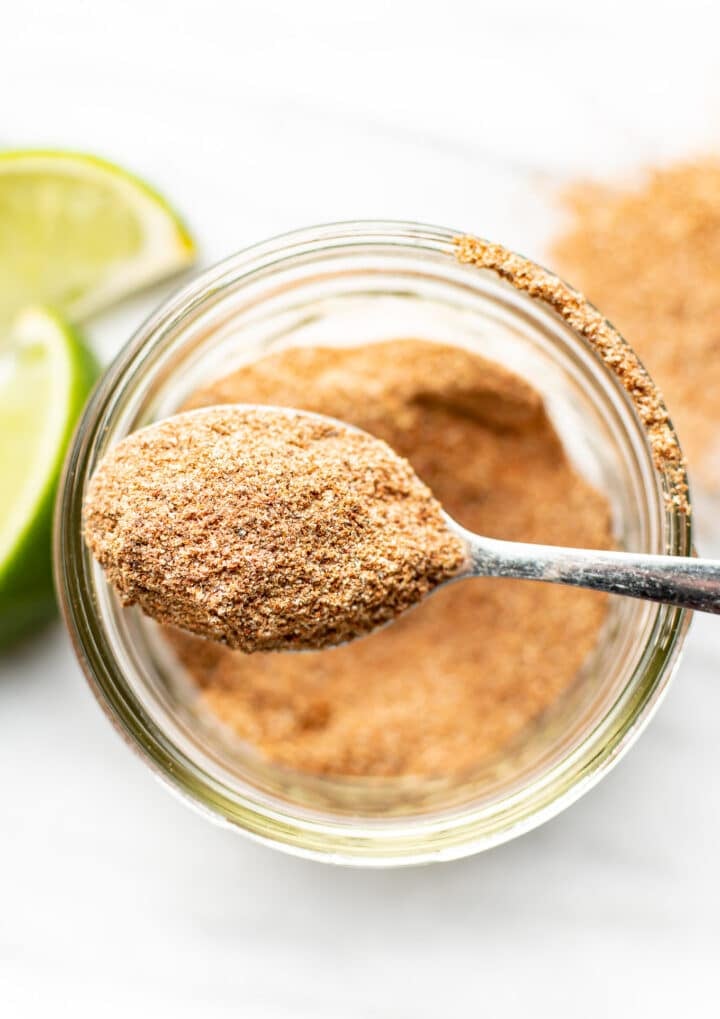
[454,235,688,512]
[167,339,613,777]
[83,406,465,652]
[549,158,720,485]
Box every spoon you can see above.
[84,404,720,659]
[445,516,719,615]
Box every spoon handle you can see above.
[464,535,720,614]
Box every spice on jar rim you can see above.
[454,235,689,513]
[83,405,467,652]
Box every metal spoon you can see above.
[86,402,720,641]
[444,516,719,615]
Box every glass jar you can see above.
[55,221,692,866]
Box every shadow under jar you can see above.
[55,221,692,866]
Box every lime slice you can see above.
[0,150,196,325]
[0,308,97,646]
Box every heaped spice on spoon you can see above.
[83,406,466,652]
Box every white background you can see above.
[2,1,720,1015]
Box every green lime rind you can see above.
[0,309,98,647]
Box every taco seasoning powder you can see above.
[165,337,614,777]
[549,158,720,486]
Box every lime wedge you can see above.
[0,150,196,326]
[0,308,97,646]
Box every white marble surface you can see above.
[2,1,720,1014]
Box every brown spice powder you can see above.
[83,407,465,652]
[548,159,720,487]
[166,339,612,777]
[454,235,689,513]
